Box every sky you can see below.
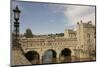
[11,0,96,35]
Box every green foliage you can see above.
[48,33,64,37]
[24,28,33,38]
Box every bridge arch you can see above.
[61,48,71,56]
[24,50,40,64]
[42,49,57,64]
[60,48,72,62]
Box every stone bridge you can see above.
[19,37,79,64]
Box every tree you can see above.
[24,28,33,38]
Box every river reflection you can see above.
[42,50,72,64]
[31,56,95,64]
[25,50,95,65]
[42,57,95,64]
[30,51,95,64]
[60,56,72,63]
[42,50,56,64]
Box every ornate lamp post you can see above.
[13,6,21,49]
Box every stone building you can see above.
[76,20,96,58]
[64,29,77,38]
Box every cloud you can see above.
[64,5,95,25]
[48,4,95,28]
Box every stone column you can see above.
[39,54,43,64]
[56,52,60,63]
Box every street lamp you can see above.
[13,6,21,49]
[13,6,21,21]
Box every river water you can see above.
[31,51,95,64]
[41,57,95,64]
